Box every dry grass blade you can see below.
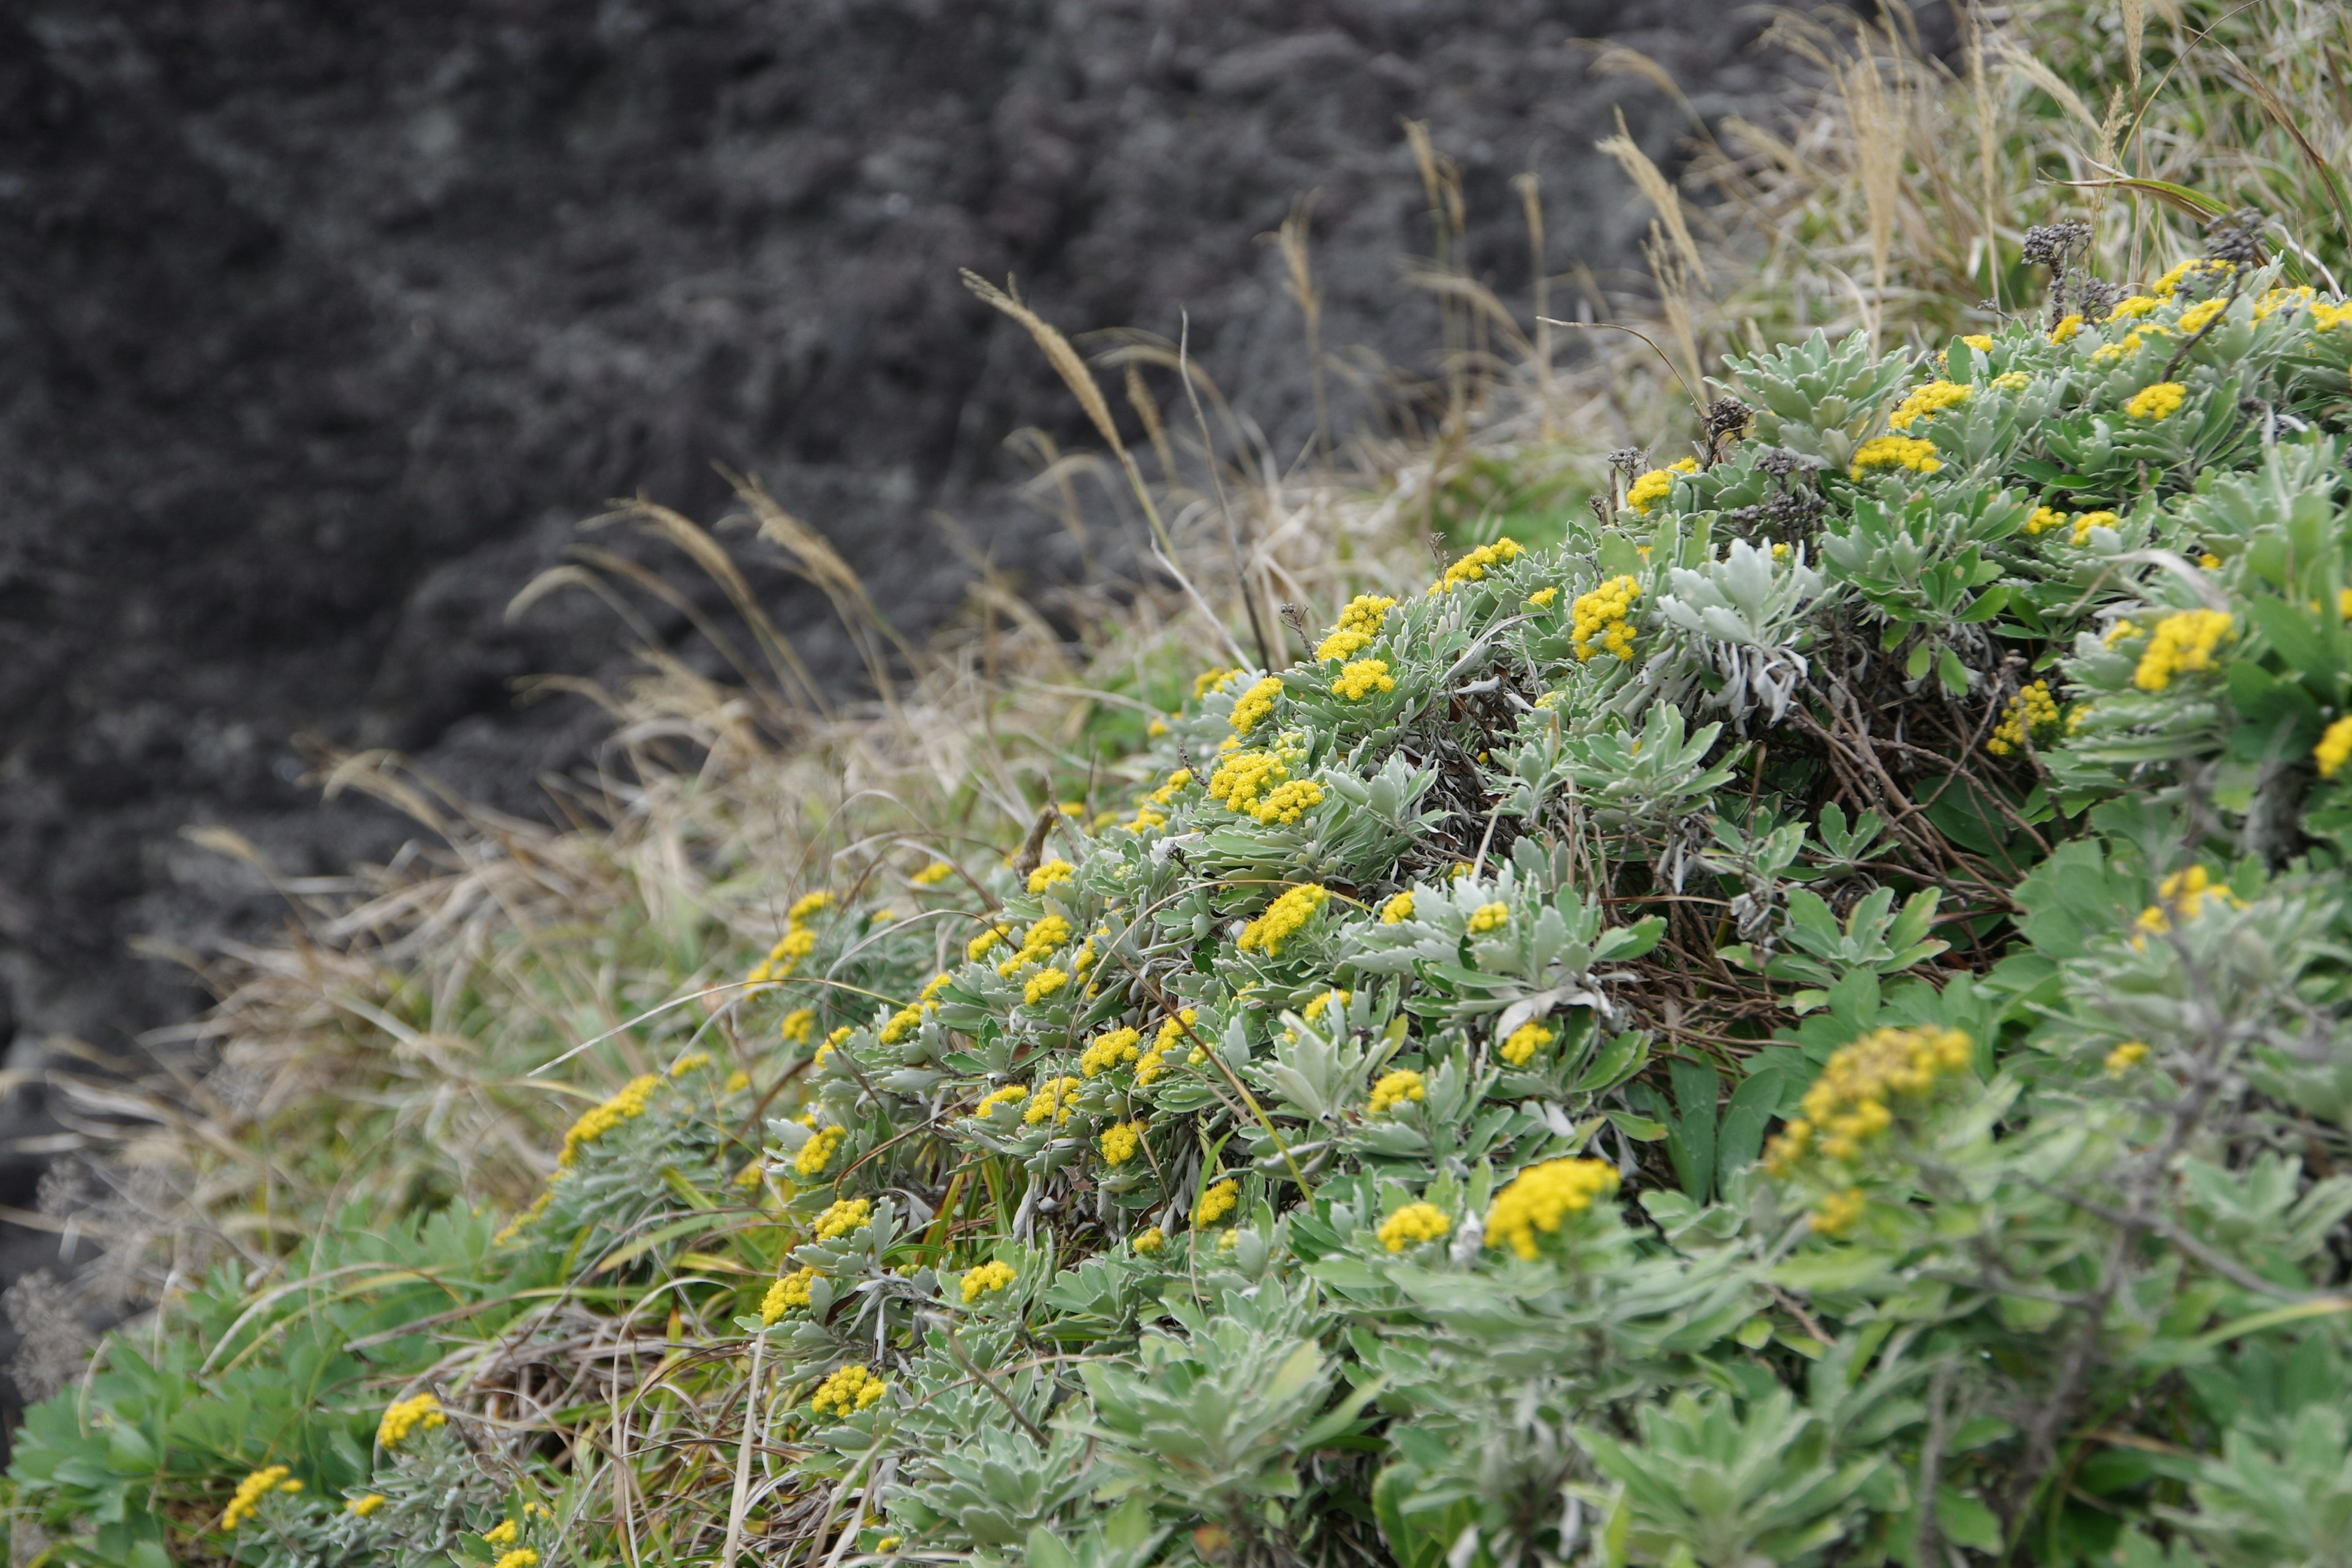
[1598,106,1711,288]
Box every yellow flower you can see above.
[1765,1026,1973,1177]
[558,1074,662,1167]
[780,1008,817,1045]
[1250,778,1325,825]
[1099,1120,1145,1165]
[815,1198,873,1240]
[1377,1202,1453,1253]
[1499,1020,1556,1066]
[2109,294,2162,320]
[379,1392,446,1450]
[349,1494,387,1518]
[1430,537,1526,592]
[1302,988,1349,1022]
[1991,369,2032,391]
[1239,884,1331,957]
[762,1267,818,1322]
[1081,1027,1142,1077]
[2151,257,2233,298]
[1027,858,1076,894]
[1484,1158,1620,1259]
[911,860,954,886]
[967,924,1009,961]
[1135,1010,1197,1085]
[1527,586,1559,608]
[1023,968,1070,1005]
[2105,1041,2151,1076]
[2199,553,2223,570]
[1229,675,1286,736]
[221,1464,299,1531]
[998,914,1074,974]
[788,891,835,927]
[1333,658,1396,700]
[1207,747,1289,818]
[1196,1177,1242,1226]
[1316,594,1399,660]
[2133,865,2242,946]
[2070,510,2120,547]
[2125,381,2187,421]
[795,1125,847,1178]
[2051,313,2084,344]
[1379,891,1416,924]
[878,1003,926,1044]
[492,1553,540,1568]
[1624,458,1699,516]
[1368,1068,1426,1115]
[1811,1188,1868,1238]
[1194,666,1239,699]
[1134,1225,1166,1254]
[1986,680,2060,756]
[2133,609,2234,691]
[1849,435,1942,480]
[962,1260,1018,1303]
[2177,297,2228,337]
[878,1537,905,1552]
[1960,333,1995,352]
[2317,715,2352,779]
[485,1520,521,1546]
[810,1363,888,1416]
[1889,379,1972,431]
[1468,902,1510,934]
[1570,573,1643,662]
[669,1052,711,1079]
[1023,1075,1084,1126]
[2023,505,2065,536]
[974,1084,1030,1118]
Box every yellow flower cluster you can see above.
[1430,536,1526,593]
[1986,680,2060,756]
[1134,1226,1166,1254]
[1333,658,1396,700]
[222,1464,301,1531]
[1379,891,1416,924]
[762,1267,818,1323]
[1811,1188,1868,1238]
[1570,574,1642,662]
[486,1519,521,1547]
[379,1392,446,1450]
[1023,968,1070,1005]
[1991,370,2032,391]
[1316,594,1398,661]
[995,916,1072,984]
[556,1076,662,1168]
[1763,1026,1973,1175]
[1484,1158,1620,1260]
[2105,1041,2150,1076]
[911,860,955,886]
[2070,510,2120,546]
[1028,858,1075,894]
[1238,883,1331,957]
[1302,987,1349,1022]
[2317,715,2352,779]
[2109,294,2162,321]
[1499,1020,1556,1066]
[492,1552,541,1568]
[1128,766,1195,831]
[1135,1011,1197,1085]
[1245,778,1324,826]
[1625,457,1700,515]
[1468,901,1510,933]
[1196,1177,1241,1225]
[973,1084,1030,1118]
[815,1197,873,1240]
[2132,609,2234,691]
[2177,297,2228,337]
[1081,1026,1142,1078]
[1959,333,1995,352]
[2125,381,2188,421]
[1099,1120,1144,1165]
[962,1260,1017,1303]
[2023,506,2065,536]
[2133,864,2240,943]
[1023,1075,1083,1126]
[796,1125,847,1178]
[1527,586,1560,609]
[2151,257,2233,298]
[1230,675,1286,735]
[2051,314,2084,343]
[1208,747,1289,818]
[1368,1068,1426,1115]
[781,1008,817,1045]
[810,1363,888,1416]
[1889,379,1972,431]
[1850,434,1943,480]
[1377,1202,1452,1252]
[349,1494,387,1517]
[1195,666,1240,699]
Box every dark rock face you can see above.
[0,1,1812,1212]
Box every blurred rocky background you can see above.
[0,0,1847,1338]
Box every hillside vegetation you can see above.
[12,4,2352,1567]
